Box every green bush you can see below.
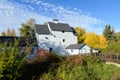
[40,55,107,80]
[102,42,120,54]
[0,41,26,80]
[21,51,64,80]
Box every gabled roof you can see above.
[35,24,50,34]
[48,22,73,32]
[66,44,86,49]
[71,27,78,36]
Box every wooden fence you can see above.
[85,53,120,64]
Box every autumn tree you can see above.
[27,18,35,28]
[19,18,35,38]
[75,27,86,43]
[1,28,16,36]
[99,35,107,48]
[1,32,6,36]
[103,25,116,42]
[85,32,107,49]
[11,29,16,36]
[84,32,99,48]
[6,28,11,36]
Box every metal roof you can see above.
[48,22,73,32]
[66,44,86,49]
[71,27,78,36]
[35,24,50,34]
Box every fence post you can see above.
[105,53,106,61]
[100,53,102,59]
[117,53,118,61]
[110,53,111,59]
[102,53,103,60]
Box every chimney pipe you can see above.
[53,19,59,24]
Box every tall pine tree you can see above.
[103,25,116,42]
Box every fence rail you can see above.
[85,53,120,64]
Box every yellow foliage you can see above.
[75,27,86,43]
[1,28,16,36]
[99,35,107,48]
[84,32,107,49]
[84,32,99,48]
[1,32,6,36]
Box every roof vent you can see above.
[53,19,59,24]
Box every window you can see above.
[45,37,48,39]
[53,35,56,37]
[49,47,53,52]
[71,49,73,52]
[62,31,65,33]
[63,39,65,42]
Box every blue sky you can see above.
[0,0,120,35]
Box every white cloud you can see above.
[0,0,104,35]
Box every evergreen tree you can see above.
[103,25,116,41]
[115,32,120,41]
[0,41,26,79]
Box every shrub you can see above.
[0,41,26,80]
[102,42,120,54]
[40,55,106,80]
[21,51,64,80]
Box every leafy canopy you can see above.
[75,27,86,43]
[19,18,35,38]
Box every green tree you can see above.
[19,18,35,38]
[115,32,120,42]
[0,41,26,80]
[103,25,116,42]
[102,42,120,54]
[75,27,86,43]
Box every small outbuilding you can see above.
[66,43,98,55]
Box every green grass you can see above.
[102,64,120,80]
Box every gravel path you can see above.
[106,62,120,67]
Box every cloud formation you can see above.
[0,0,104,34]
